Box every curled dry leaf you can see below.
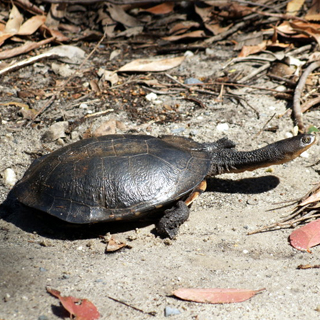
[173,288,265,304]
[290,21,320,46]
[47,287,100,320]
[118,56,185,72]
[105,237,129,253]
[289,219,320,252]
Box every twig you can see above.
[205,20,248,44]
[293,60,320,132]
[183,97,207,109]
[107,296,156,316]
[252,113,276,138]
[301,95,320,113]
[237,63,270,83]
[164,73,191,90]
[26,95,56,126]
[60,31,107,92]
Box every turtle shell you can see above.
[13,135,211,223]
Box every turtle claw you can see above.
[156,201,190,239]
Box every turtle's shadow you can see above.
[0,175,279,240]
[207,175,280,194]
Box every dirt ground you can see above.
[1,42,320,320]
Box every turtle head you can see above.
[209,134,316,175]
[272,134,316,163]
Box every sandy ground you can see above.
[1,45,320,320]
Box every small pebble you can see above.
[216,123,229,132]
[164,306,181,317]
[171,127,185,134]
[184,50,194,58]
[42,121,68,142]
[300,151,309,158]
[3,168,17,186]
[184,78,203,85]
[38,315,49,320]
[39,267,47,272]
[145,93,158,102]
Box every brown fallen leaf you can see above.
[290,21,320,46]
[118,56,185,72]
[289,219,320,252]
[287,0,305,16]
[105,237,129,253]
[0,37,55,60]
[172,288,265,304]
[107,3,141,28]
[5,5,23,34]
[140,2,174,15]
[305,0,320,20]
[47,287,100,320]
[18,15,46,35]
[162,30,206,42]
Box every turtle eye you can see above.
[301,135,313,145]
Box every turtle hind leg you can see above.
[156,201,190,239]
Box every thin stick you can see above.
[293,61,320,132]
[107,296,156,316]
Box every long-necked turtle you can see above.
[12,134,315,238]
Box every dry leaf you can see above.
[290,21,320,46]
[99,69,119,86]
[299,185,320,206]
[305,0,320,20]
[169,21,200,35]
[93,119,126,136]
[0,37,55,60]
[105,237,128,253]
[107,3,140,28]
[289,219,320,251]
[238,41,267,57]
[18,15,46,35]
[287,0,305,16]
[141,2,174,15]
[118,56,185,72]
[162,30,206,41]
[173,288,265,304]
[47,287,100,320]
[4,5,23,34]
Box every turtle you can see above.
[12,133,315,238]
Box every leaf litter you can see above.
[1,0,320,317]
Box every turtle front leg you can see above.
[156,201,190,239]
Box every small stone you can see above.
[145,93,158,102]
[3,168,17,186]
[164,306,181,317]
[184,50,194,57]
[41,121,69,142]
[38,315,49,320]
[39,267,47,272]
[184,78,203,85]
[216,123,229,132]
